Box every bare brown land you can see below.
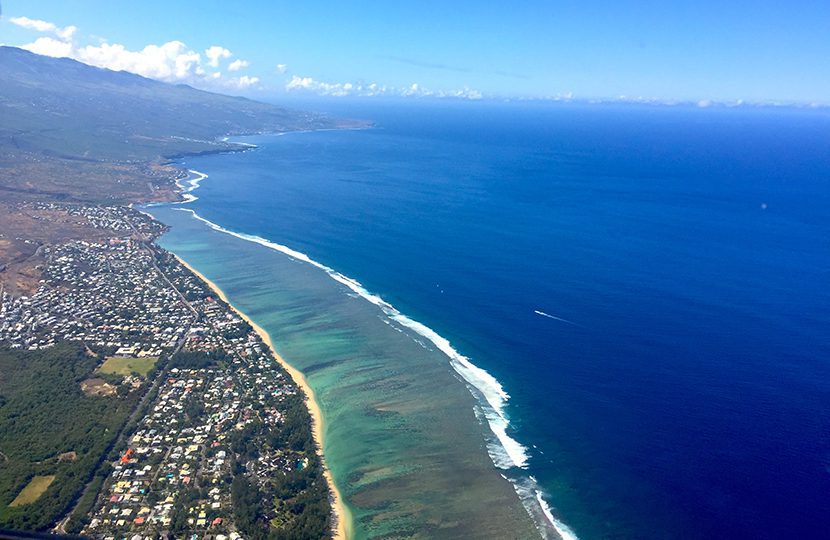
[0,202,116,295]
[79,378,117,397]
[0,156,182,205]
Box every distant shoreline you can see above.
[173,254,352,539]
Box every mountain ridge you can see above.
[0,46,355,203]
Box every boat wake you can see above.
[534,310,581,327]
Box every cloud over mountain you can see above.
[14,16,258,91]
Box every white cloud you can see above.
[9,16,58,33]
[56,25,78,40]
[67,40,204,81]
[285,76,358,97]
[228,59,249,72]
[401,82,427,97]
[10,16,76,40]
[231,75,260,89]
[286,76,315,90]
[15,18,260,91]
[22,36,74,59]
[286,75,482,99]
[204,45,231,67]
[11,14,478,99]
[445,87,483,100]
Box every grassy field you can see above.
[99,356,158,377]
[9,476,55,507]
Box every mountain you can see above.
[0,46,350,203]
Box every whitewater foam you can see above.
[180,208,529,464]
[537,490,580,540]
[174,208,587,538]
[174,169,208,203]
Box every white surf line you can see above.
[220,136,259,148]
[179,169,208,202]
[536,491,580,540]
[165,169,210,205]
[534,310,582,327]
[186,169,208,188]
[176,208,531,466]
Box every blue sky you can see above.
[1,0,829,104]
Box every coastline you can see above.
[147,157,561,538]
[173,254,351,540]
[144,134,561,538]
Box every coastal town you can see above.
[0,203,332,539]
[0,43,367,540]
[0,204,190,354]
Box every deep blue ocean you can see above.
[181,100,830,539]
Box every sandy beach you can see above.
[174,255,351,539]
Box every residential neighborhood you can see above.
[0,204,332,539]
[0,205,190,354]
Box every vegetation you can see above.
[63,470,106,534]
[0,343,142,530]
[230,392,332,540]
[0,44,346,536]
[98,355,158,377]
[168,349,227,370]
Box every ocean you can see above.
[147,100,830,539]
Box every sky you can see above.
[1,0,829,104]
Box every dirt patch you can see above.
[57,451,78,462]
[81,377,117,397]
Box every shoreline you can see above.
[150,132,561,538]
[173,254,351,540]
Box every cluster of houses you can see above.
[28,202,168,238]
[0,235,193,353]
[85,318,306,537]
[85,368,234,535]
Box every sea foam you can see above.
[537,489,580,540]
[174,169,208,203]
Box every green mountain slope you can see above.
[0,46,347,202]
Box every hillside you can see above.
[0,46,349,203]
